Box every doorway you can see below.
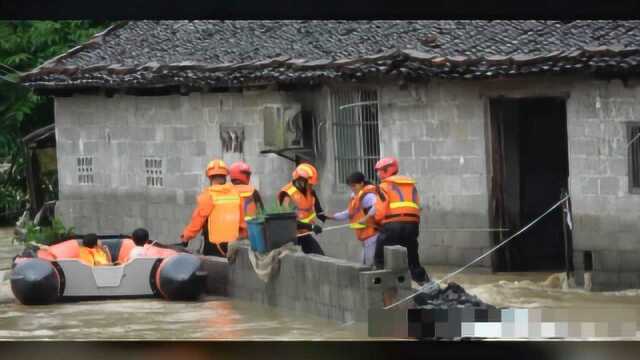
[489,97,570,272]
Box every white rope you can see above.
[383,195,570,310]
[425,228,510,232]
[297,223,353,237]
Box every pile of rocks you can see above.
[413,282,496,309]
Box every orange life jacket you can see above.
[36,239,81,261]
[234,184,258,239]
[374,175,421,224]
[117,238,137,264]
[207,183,242,244]
[280,182,316,234]
[348,185,379,241]
[78,245,112,266]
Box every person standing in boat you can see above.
[180,160,244,257]
[326,171,379,267]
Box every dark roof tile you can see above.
[20,20,640,90]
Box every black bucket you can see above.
[263,212,297,251]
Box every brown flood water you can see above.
[2,227,640,340]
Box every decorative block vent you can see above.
[77,156,94,185]
[145,157,164,187]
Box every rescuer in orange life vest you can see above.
[372,157,430,284]
[326,171,379,267]
[229,161,265,238]
[295,161,329,224]
[180,160,244,257]
[278,163,325,255]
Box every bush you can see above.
[21,217,74,246]
[0,184,26,225]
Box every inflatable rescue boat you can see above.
[10,236,207,305]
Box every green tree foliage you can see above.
[0,21,111,223]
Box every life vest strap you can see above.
[350,223,367,229]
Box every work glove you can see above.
[317,213,328,222]
[312,225,323,235]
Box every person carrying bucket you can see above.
[180,160,244,257]
[326,171,379,267]
[229,161,265,239]
[278,164,324,255]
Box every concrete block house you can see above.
[21,21,640,290]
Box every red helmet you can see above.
[230,161,252,184]
[374,157,399,180]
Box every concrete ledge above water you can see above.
[200,241,415,322]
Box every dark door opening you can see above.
[489,97,570,272]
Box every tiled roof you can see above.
[20,20,640,90]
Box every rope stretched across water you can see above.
[383,194,570,310]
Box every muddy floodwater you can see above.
[2,226,640,340]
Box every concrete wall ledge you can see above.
[201,241,415,322]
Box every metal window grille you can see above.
[331,88,380,184]
[145,157,164,188]
[629,123,640,194]
[77,156,94,185]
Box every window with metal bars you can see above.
[77,156,94,185]
[629,123,640,194]
[145,157,164,188]
[330,88,380,184]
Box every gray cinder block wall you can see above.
[566,79,640,290]
[378,82,492,268]
[54,91,296,244]
[54,77,640,289]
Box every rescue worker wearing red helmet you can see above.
[229,161,265,239]
[180,159,245,257]
[373,156,430,284]
[278,163,325,255]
